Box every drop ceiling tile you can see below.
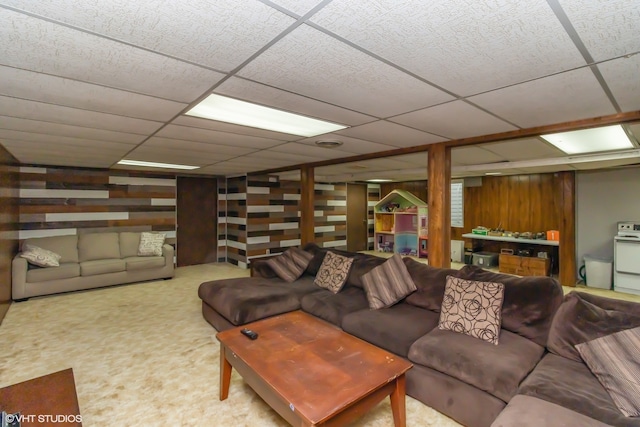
[156,125,286,149]
[598,55,640,112]
[1,9,223,102]
[310,0,586,96]
[215,77,375,126]
[0,97,163,135]
[558,0,640,61]
[270,0,326,15]
[0,131,136,151]
[0,116,145,144]
[571,158,640,170]
[295,134,397,155]
[238,24,454,117]
[390,101,518,139]
[452,146,506,166]
[143,137,257,157]
[268,143,351,160]
[0,66,187,121]
[467,68,617,128]
[481,138,566,161]
[336,121,446,147]
[242,150,318,165]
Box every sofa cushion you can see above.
[403,258,460,312]
[342,302,439,357]
[266,247,313,283]
[198,276,319,326]
[20,245,61,267]
[314,251,354,293]
[137,232,165,256]
[78,233,120,262]
[23,234,78,263]
[438,276,504,345]
[80,259,126,276]
[518,353,640,426]
[548,291,640,362]
[300,286,369,326]
[119,232,141,258]
[125,256,165,271]
[576,326,640,417]
[409,327,544,402]
[361,254,417,309]
[26,262,80,282]
[458,264,563,347]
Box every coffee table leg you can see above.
[219,344,232,401]
[390,374,407,427]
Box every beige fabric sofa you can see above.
[12,232,174,300]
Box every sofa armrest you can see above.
[12,255,28,300]
[162,244,174,266]
[251,258,278,278]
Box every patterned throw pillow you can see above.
[137,232,166,257]
[438,276,505,345]
[361,254,417,309]
[314,251,354,293]
[575,326,640,417]
[266,247,313,283]
[20,244,61,267]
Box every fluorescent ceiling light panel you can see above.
[367,179,393,182]
[117,160,200,170]
[186,94,347,137]
[541,125,633,155]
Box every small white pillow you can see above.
[20,244,61,267]
[137,232,166,257]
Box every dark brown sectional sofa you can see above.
[198,243,639,427]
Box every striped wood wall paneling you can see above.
[217,177,227,263]
[0,146,19,321]
[314,183,347,250]
[224,176,247,267]
[18,166,176,244]
[367,184,381,250]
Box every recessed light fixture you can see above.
[117,160,200,170]
[485,172,502,175]
[315,139,344,148]
[367,179,393,182]
[541,125,634,155]
[186,94,348,137]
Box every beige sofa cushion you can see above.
[119,232,141,258]
[26,263,80,282]
[78,233,120,262]
[80,259,126,276]
[125,256,165,271]
[23,235,79,263]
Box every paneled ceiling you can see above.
[1,0,639,180]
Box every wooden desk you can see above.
[0,369,82,426]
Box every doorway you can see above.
[176,176,218,266]
[347,183,368,252]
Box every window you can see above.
[451,181,464,228]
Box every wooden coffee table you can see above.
[216,311,412,427]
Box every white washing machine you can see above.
[614,221,640,295]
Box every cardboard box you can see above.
[546,230,560,241]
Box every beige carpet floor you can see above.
[0,264,461,427]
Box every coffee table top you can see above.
[216,310,412,425]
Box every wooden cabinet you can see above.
[374,190,427,257]
[499,254,550,276]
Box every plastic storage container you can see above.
[472,251,499,267]
[584,255,613,289]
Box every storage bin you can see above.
[584,255,612,289]
[472,251,499,267]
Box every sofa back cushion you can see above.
[23,234,79,263]
[78,232,121,262]
[458,265,563,346]
[403,258,460,312]
[119,232,141,258]
[547,291,640,362]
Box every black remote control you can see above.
[241,328,258,340]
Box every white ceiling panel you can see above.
[171,116,295,141]
[270,0,326,16]
[155,125,286,149]
[0,116,145,144]
[295,134,397,155]
[452,146,506,166]
[0,66,187,121]
[481,138,566,161]
[241,150,319,165]
[238,24,454,117]
[215,77,375,126]
[390,101,519,139]
[0,131,136,151]
[143,137,257,157]
[571,158,640,170]
[2,0,296,72]
[598,56,640,112]
[268,142,353,160]
[336,121,445,147]
[558,0,640,61]
[0,9,224,102]
[468,67,617,128]
[310,0,586,96]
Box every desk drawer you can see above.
[499,254,550,276]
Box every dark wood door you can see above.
[177,176,218,266]
[347,183,368,252]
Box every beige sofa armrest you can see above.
[12,255,28,300]
[162,244,174,265]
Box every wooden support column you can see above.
[427,144,451,268]
[558,171,576,286]
[300,166,315,246]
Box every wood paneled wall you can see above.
[222,176,247,267]
[314,183,347,250]
[381,181,427,205]
[367,184,381,250]
[0,146,19,323]
[217,177,227,263]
